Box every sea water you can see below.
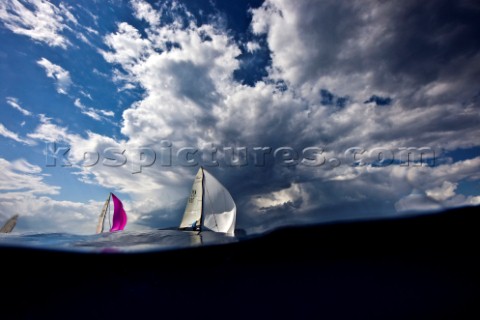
[0,229,238,253]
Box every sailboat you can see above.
[96,193,127,234]
[179,167,236,235]
[0,214,18,233]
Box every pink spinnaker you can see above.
[110,193,127,232]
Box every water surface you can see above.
[0,229,238,253]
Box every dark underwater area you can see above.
[3,205,480,319]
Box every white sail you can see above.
[202,169,236,235]
[179,168,204,229]
[96,193,111,234]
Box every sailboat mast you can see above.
[199,167,205,233]
[96,193,111,234]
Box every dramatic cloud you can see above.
[250,0,480,107]
[87,0,480,231]
[1,0,479,234]
[0,0,74,48]
[36,57,72,94]
[100,2,241,146]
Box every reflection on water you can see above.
[0,229,238,253]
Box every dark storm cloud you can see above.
[368,1,480,84]
[254,0,480,106]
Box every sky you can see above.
[0,0,479,234]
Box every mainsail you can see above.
[179,168,236,235]
[96,193,127,233]
[0,214,18,233]
[96,193,111,234]
[179,168,204,230]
